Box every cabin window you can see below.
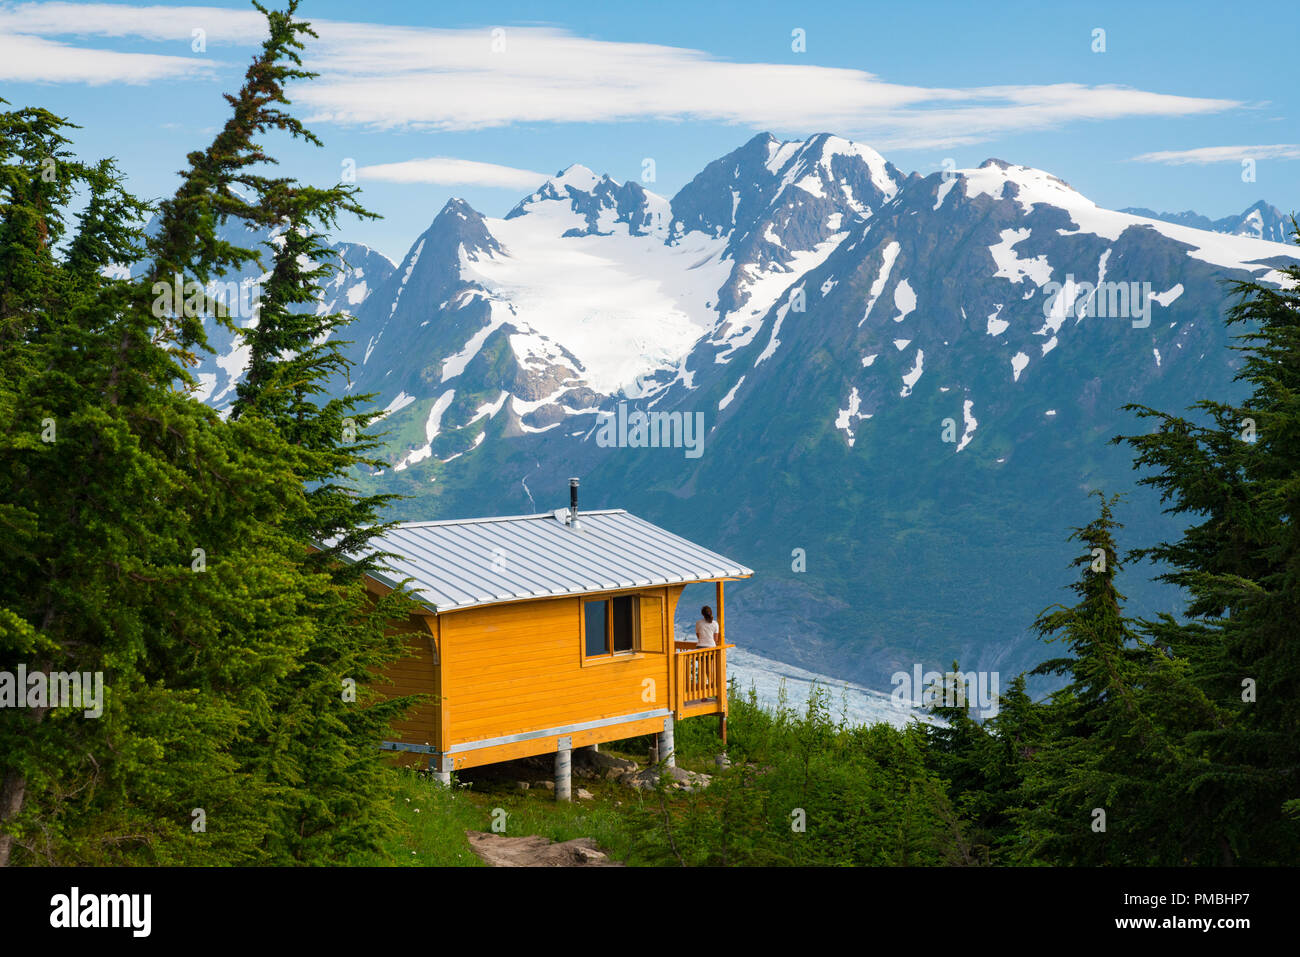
[611,596,635,653]
[584,600,608,657]
[582,595,639,658]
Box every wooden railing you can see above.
[675,644,726,709]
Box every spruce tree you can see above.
[1013,493,1211,864]
[979,674,1041,862]
[1117,228,1300,864]
[0,1,417,865]
[225,181,420,862]
[0,115,306,861]
[922,663,1021,863]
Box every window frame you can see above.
[579,593,643,665]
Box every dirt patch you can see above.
[466,831,623,867]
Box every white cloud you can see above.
[0,3,266,42]
[358,156,545,189]
[0,3,1244,150]
[0,2,260,82]
[1130,144,1300,165]
[0,30,218,84]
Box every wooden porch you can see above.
[669,579,732,741]
[673,642,730,717]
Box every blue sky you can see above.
[2,0,1295,262]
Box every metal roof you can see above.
[357,509,753,613]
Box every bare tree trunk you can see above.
[0,677,49,867]
[0,769,27,867]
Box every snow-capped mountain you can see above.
[334,133,916,470]
[193,133,1300,689]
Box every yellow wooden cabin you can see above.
[358,483,752,798]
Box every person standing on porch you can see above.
[694,606,719,647]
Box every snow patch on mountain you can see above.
[754,297,796,367]
[393,389,455,472]
[1152,283,1184,307]
[512,390,568,434]
[955,399,977,452]
[1040,276,1080,338]
[727,231,849,362]
[934,177,956,210]
[986,304,1008,336]
[990,228,1052,286]
[835,386,871,447]
[377,391,416,420]
[469,391,510,425]
[387,239,424,320]
[461,207,727,393]
[892,278,917,322]
[900,349,925,397]
[442,300,510,382]
[1011,352,1029,382]
[719,376,746,411]
[859,241,900,327]
[442,430,486,464]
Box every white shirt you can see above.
[694,619,719,647]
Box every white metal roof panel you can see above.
[357,509,753,613]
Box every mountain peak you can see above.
[431,197,494,235]
[550,163,603,191]
[437,196,479,217]
[424,197,499,260]
[502,162,670,239]
[505,164,618,220]
[805,131,873,155]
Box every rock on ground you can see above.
[466,831,621,867]
[619,765,712,793]
[574,749,638,778]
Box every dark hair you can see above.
[701,606,713,623]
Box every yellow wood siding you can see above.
[440,589,671,746]
[378,613,440,752]
[665,585,684,632]
[638,593,664,653]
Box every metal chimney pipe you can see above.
[568,477,580,529]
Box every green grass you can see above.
[353,681,962,867]
[348,770,485,866]
[352,744,675,866]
